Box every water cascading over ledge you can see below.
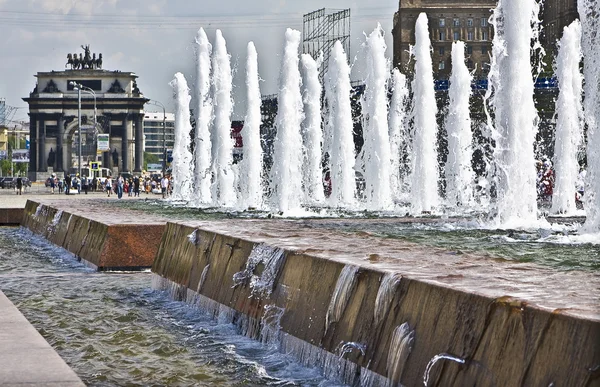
[151,219,600,386]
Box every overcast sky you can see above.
[0,0,397,123]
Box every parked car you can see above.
[1,177,31,189]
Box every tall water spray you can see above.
[578,0,600,233]
[389,68,410,202]
[270,28,304,213]
[360,25,393,210]
[193,28,213,204]
[445,41,475,209]
[169,72,194,200]
[487,0,541,226]
[300,53,325,205]
[211,30,237,207]
[411,13,440,213]
[325,41,356,208]
[239,42,263,209]
[551,21,583,215]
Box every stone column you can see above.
[121,114,130,172]
[38,115,47,171]
[57,114,64,172]
[134,113,143,173]
[29,114,38,173]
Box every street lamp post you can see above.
[70,82,96,178]
[147,99,166,176]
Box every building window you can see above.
[481,17,488,27]
[467,31,474,41]
[482,46,488,54]
[482,31,489,41]
[439,31,446,41]
[439,18,446,27]
[439,47,445,55]
[454,31,460,41]
[467,59,474,69]
[453,18,460,27]
[439,61,445,70]
[467,18,473,27]
[467,45,473,55]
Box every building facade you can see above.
[22,46,148,181]
[143,111,174,168]
[542,0,578,55]
[392,0,497,79]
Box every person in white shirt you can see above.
[161,176,169,199]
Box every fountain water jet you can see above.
[411,13,440,214]
[445,41,475,209]
[169,72,194,200]
[211,30,236,207]
[578,0,600,233]
[270,28,304,213]
[360,24,393,210]
[388,68,410,203]
[239,42,263,209]
[486,0,542,227]
[325,41,356,208]
[551,20,583,215]
[300,53,326,205]
[192,28,213,205]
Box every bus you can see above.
[69,166,112,181]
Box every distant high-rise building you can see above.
[392,0,497,79]
[143,111,174,169]
[0,98,6,127]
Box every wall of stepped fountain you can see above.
[150,220,599,386]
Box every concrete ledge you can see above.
[153,220,600,387]
[0,291,85,386]
[21,200,165,270]
[0,208,24,225]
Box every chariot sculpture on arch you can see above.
[66,45,103,70]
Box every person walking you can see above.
[82,175,89,194]
[105,176,113,197]
[133,176,140,197]
[65,174,72,195]
[161,175,169,199]
[117,174,124,199]
[16,176,23,195]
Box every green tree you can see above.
[143,152,159,171]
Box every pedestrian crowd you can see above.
[43,173,172,199]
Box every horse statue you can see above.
[72,53,81,69]
[96,53,103,69]
[81,44,92,69]
[66,53,73,69]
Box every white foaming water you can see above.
[487,0,541,227]
[325,265,358,333]
[232,244,285,299]
[325,41,356,208]
[300,53,325,205]
[192,28,213,205]
[270,28,305,213]
[411,13,440,214]
[360,24,393,210]
[169,72,194,200]
[579,0,600,233]
[211,30,236,207]
[387,322,414,383]
[551,21,583,215]
[423,353,465,386]
[445,41,475,209]
[389,68,410,203]
[240,42,263,210]
[374,272,402,326]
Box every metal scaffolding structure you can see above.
[302,8,351,83]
